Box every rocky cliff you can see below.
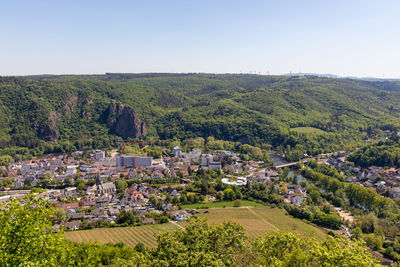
[37,112,60,142]
[106,100,147,139]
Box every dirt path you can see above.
[246,207,279,231]
[169,220,185,230]
[334,208,354,223]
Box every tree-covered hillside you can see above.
[1,73,400,161]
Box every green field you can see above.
[190,207,326,240]
[181,200,264,209]
[65,206,326,248]
[291,127,326,135]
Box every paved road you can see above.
[274,152,335,169]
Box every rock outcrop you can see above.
[106,100,147,139]
[38,123,59,141]
[37,112,60,141]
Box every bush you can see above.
[159,216,169,224]
[134,242,146,253]
[234,199,242,207]
[327,231,335,237]
[363,233,383,251]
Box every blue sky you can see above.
[1,0,400,77]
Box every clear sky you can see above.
[1,0,400,77]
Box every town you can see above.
[1,141,400,244]
[0,142,309,230]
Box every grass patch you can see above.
[189,207,327,241]
[181,200,264,209]
[291,127,326,135]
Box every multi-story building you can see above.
[172,146,183,157]
[94,150,105,160]
[116,155,152,168]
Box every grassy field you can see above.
[291,127,326,135]
[65,206,326,248]
[64,223,178,248]
[181,200,264,209]
[189,207,327,240]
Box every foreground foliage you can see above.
[0,195,380,266]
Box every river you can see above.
[269,153,288,166]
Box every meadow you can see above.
[191,207,326,240]
[291,127,327,135]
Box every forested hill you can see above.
[1,73,400,161]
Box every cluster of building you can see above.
[2,145,269,191]
[1,173,193,231]
[249,169,306,206]
[3,144,321,232]
[1,146,249,229]
[282,184,307,206]
[57,181,163,230]
[326,151,400,199]
[4,151,159,188]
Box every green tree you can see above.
[223,188,236,201]
[52,207,67,223]
[216,191,224,201]
[64,177,73,187]
[153,218,248,266]
[114,180,128,194]
[77,181,85,190]
[253,231,379,266]
[0,155,13,167]
[116,211,139,225]
[234,199,242,207]
[134,242,146,253]
[0,194,64,266]
[172,195,179,205]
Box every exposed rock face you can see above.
[38,112,60,141]
[38,123,59,141]
[106,100,147,139]
[62,95,78,117]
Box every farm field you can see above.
[189,207,327,240]
[64,223,178,248]
[291,127,326,135]
[65,206,326,248]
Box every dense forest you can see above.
[348,134,400,168]
[1,73,400,162]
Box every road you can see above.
[274,152,335,169]
[169,220,185,229]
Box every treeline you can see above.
[284,204,343,229]
[302,161,400,261]
[302,161,393,214]
[348,135,400,168]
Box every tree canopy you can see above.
[0,195,380,266]
[1,74,400,161]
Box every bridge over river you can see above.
[274,161,302,169]
[273,157,328,169]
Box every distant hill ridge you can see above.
[1,73,400,159]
